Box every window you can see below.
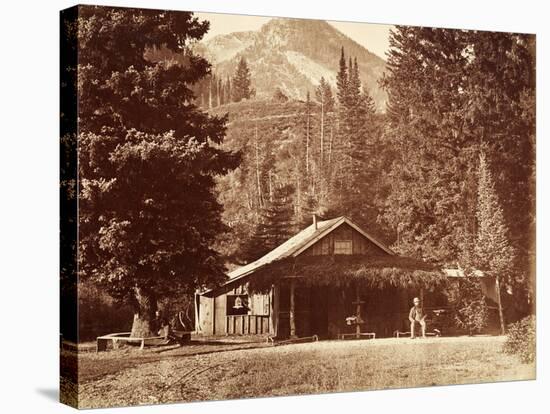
[334,240,353,255]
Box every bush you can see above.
[503,315,536,363]
[445,277,489,335]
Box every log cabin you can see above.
[195,216,498,339]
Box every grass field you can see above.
[67,336,535,409]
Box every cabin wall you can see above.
[302,223,388,256]
[198,281,273,336]
[198,296,214,335]
[214,294,226,335]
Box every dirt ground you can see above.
[65,335,535,409]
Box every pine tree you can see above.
[330,49,381,229]
[232,57,252,102]
[304,91,312,176]
[336,47,348,105]
[240,185,295,263]
[315,77,334,166]
[347,57,361,108]
[475,152,515,334]
[380,27,534,278]
[225,77,232,103]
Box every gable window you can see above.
[334,240,353,255]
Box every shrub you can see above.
[503,315,536,363]
[446,277,489,335]
[455,298,489,335]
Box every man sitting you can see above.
[409,297,426,339]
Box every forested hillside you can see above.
[211,49,393,267]
[208,27,535,321]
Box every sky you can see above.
[195,12,393,59]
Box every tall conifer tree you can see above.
[475,152,515,334]
[232,57,252,102]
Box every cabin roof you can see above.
[202,216,395,294]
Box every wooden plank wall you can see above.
[198,296,214,335]
[303,223,387,256]
[199,282,273,336]
[225,315,270,335]
[214,294,226,335]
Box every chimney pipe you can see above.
[313,214,317,230]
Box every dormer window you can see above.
[334,240,352,255]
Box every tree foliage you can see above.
[239,184,295,263]
[474,153,515,283]
[74,6,239,336]
[208,29,534,323]
[232,57,253,102]
[381,27,535,271]
[446,277,489,335]
[503,315,536,363]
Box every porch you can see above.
[272,281,451,340]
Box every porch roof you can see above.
[246,254,447,293]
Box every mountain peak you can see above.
[199,17,387,109]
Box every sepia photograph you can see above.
[59,4,536,409]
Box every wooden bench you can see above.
[96,332,163,352]
[339,332,376,340]
[340,319,376,340]
[393,330,441,338]
[96,331,191,352]
[267,335,319,345]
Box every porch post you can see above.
[352,283,365,339]
[289,279,297,338]
[271,284,279,337]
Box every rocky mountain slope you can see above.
[195,18,388,110]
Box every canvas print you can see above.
[60,4,536,409]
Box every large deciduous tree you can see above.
[74,6,239,337]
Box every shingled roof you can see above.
[202,216,395,294]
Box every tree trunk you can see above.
[495,275,506,335]
[130,287,158,338]
[328,123,333,168]
[306,109,310,175]
[320,100,324,166]
[254,126,263,207]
